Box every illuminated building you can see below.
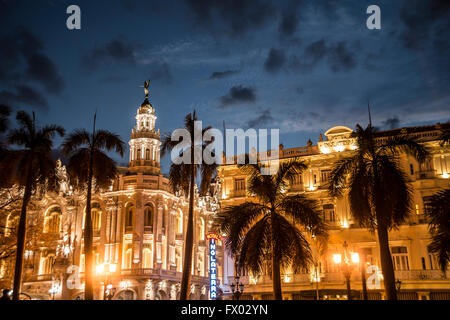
[0,86,223,300]
[218,123,450,300]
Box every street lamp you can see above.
[48,277,61,300]
[395,279,402,294]
[96,262,117,300]
[333,241,359,300]
[230,275,244,300]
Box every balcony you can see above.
[395,269,446,281]
[231,189,246,198]
[121,268,155,276]
[415,170,436,180]
[175,233,184,241]
[144,226,153,233]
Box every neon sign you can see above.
[207,233,219,299]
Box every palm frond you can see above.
[61,129,91,156]
[426,189,450,273]
[214,202,268,255]
[278,194,326,237]
[94,130,125,156]
[380,135,429,163]
[235,216,270,275]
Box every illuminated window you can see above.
[176,210,183,234]
[5,212,19,237]
[391,246,409,271]
[143,244,152,268]
[292,174,302,185]
[175,247,182,272]
[234,178,245,191]
[83,202,102,231]
[144,204,153,228]
[198,217,205,241]
[80,254,85,273]
[123,245,132,269]
[322,204,336,222]
[44,206,62,233]
[321,170,331,183]
[125,205,134,229]
[39,253,55,275]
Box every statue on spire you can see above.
[142,80,150,99]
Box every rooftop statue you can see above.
[142,80,150,99]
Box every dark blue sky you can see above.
[1,0,449,173]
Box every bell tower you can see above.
[128,80,161,175]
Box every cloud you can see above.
[326,41,356,72]
[149,61,173,85]
[246,109,273,128]
[82,36,137,70]
[207,69,239,80]
[289,39,357,73]
[25,53,64,94]
[218,85,256,108]
[398,0,450,50]
[0,85,48,110]
[279,11,299,38]
[382,116,400,129]
[264,48,286,74]
[185,0,275,37]
[0,27,64,110]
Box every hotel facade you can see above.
[218,122,450,300]
[0,91,223,300]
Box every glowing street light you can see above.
[96,262,117,300]
[333,241,360,300]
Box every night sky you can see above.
[1,0,449,173]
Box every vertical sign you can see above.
[206,233,219,299]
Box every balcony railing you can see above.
[175,233,184,241]
[395,269,446,280]
[415,170,436,179]
[227,270,448,286]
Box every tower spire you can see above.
[368,100,372,128]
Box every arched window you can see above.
[137,149,141,160]
[176,210,183,234]
[124,248,132,269]
[79,254,85,273]
[143,245,152,268]
[44,206,62,233]
[5,212,19,237]
[125,204,134,229]
[144,204,153,228]
[145,148,150,160]
[198,217,205,241]
[39,253,55,275]
[83,202,102,231]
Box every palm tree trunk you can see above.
[12,165,33,300]
[376,222,397,300]
[180,130,195,300]
[84,151,94,300]
[271,211,282,300]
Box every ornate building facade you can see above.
[218,122,450,300]
[0,88,223,300]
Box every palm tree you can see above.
[160,111,216,300]
[426,189,450,274]
[0,105,11,160]
[328,124,428,300]
[214,159,327,300]
[61,114,124,300]
[0,111,64,300]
